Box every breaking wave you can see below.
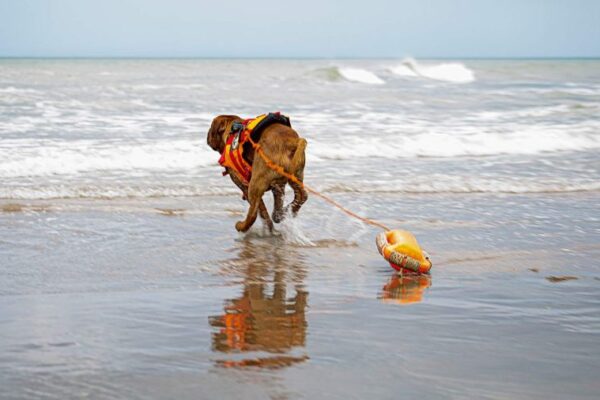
[2,124,599,181]
[0,139,217,178]
[312,59,474,85]
[315,67,385,85]
[307,127,600,160]
[390,58,475,83]
[337,67,385,85]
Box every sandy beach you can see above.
[2,190,599,399]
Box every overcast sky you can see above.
[1,0,599,58]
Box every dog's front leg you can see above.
[259,204,274,232]
[230,171,273,231]
[236,172,270,232]
[229,171,248,200]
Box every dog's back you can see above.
[258,125,306,180]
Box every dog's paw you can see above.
[272,211,284,223]
[235,221,246,232]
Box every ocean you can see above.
[1,58,599,399]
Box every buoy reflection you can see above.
[379,273,431,305]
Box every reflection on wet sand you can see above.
[379,274,431,305]
[209,239,308,369]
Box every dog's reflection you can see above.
[209,238,308,369]
[379,274,431,305]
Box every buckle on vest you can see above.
[231,121,245,133]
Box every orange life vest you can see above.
[219,126,253,184]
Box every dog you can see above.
[206,115,308,233]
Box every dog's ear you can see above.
[207,115,239,152]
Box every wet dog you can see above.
[206,115,307,232]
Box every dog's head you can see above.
[206,115,241,153]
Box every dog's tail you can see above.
[289,138,307,178]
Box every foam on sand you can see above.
[2,174,599,200]
[321,177,600,195]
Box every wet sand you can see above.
[1,192,599,399]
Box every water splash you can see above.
[278,213,314,246]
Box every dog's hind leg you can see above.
[235,171,270,233]
[287,180,308,216]
[272,183,286,223]
[286,138,307,217]
[284,170,307,217]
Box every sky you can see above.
[0,0,599,58]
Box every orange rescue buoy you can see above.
[376,230,432,274]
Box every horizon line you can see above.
[1,56,600,61]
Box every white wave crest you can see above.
[391,58,475,83]
[3,125,597,182]
[0,139,217,178]
[338,68,385,85]
[388,64,419,78]
[307,125,600,160]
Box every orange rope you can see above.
[247,137,390,232]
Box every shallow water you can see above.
[1,59,600,399]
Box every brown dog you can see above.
[207,115,308,232]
